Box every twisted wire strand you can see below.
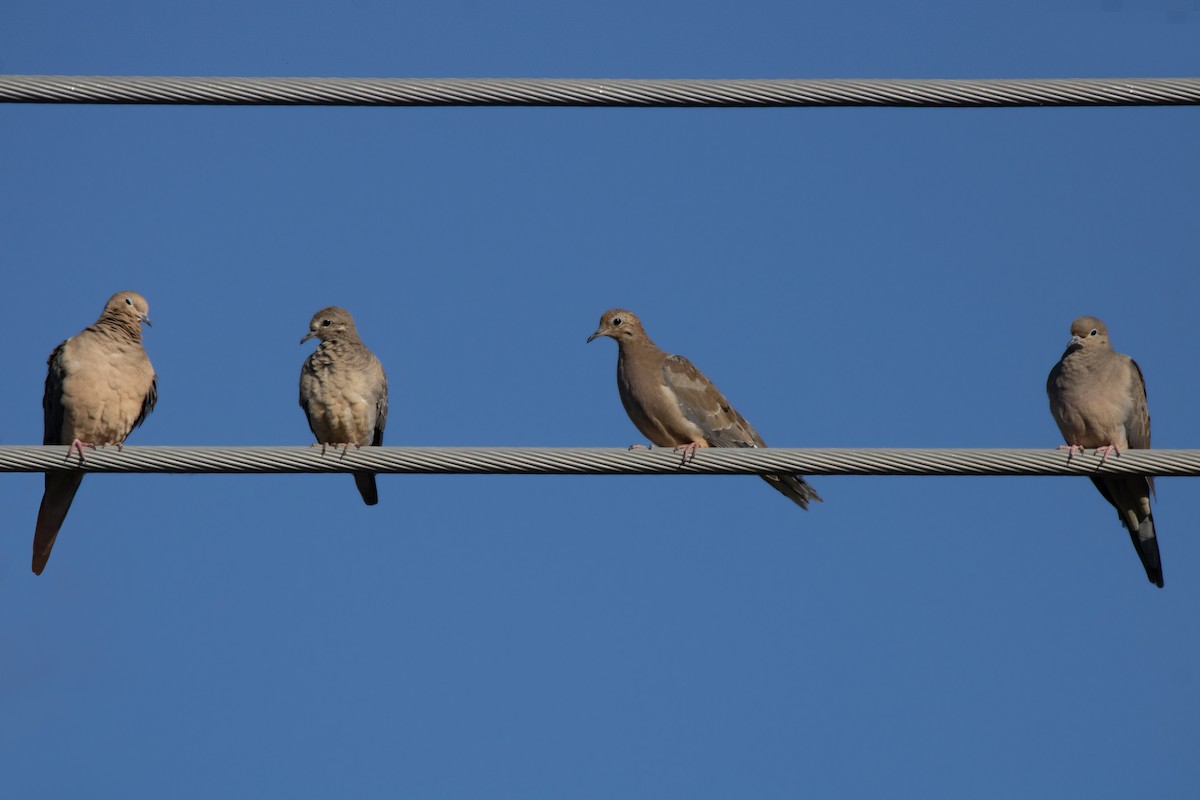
[0,446,1197,476]
[2,75,1199,107]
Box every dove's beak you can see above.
[586,329,605,344]
[140,313,152,328]
[300,331,316,344]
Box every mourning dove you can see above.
[34,291,157,575]
[1047,316,1162,588]
[300,307,389,505]
[588,309,821,509]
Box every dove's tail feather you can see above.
[761,473,822,510]
[1128,514,1163,588]
[354,472,379,506]
[33,472,84,575]
[1092,476,1163,589]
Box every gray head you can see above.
[1064,316,1112,354]
[301,306,360,345]
[587,309,650,345]
[99,291,152,329]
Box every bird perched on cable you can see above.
[588,309,821,509]
[300,306,389,505]
[34,291,157,575]
[1046,316,1162,588]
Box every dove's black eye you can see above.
[612,317,623,326]
[322,319,332,327]
[125,297,133,305]
[1090,329,1099,336]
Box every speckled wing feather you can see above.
[1126,358,1151,451]
[660,354,764,448]
[42,342,68,446]
[661,354,820,509]
[371,383,388,447]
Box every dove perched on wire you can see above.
[1047,316,1162,588]
[34,291,157,575]
[588,309,821,510]
[300,307,389,505]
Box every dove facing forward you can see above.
[588,309,821,509]
[34,291,157,575]
[1047,316,1162,588]
[300,307,389,505]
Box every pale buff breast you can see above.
[57,335,154,445]
[301,363,377,446]
[1049,355,1135,449]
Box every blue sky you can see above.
[1,2,1198,797]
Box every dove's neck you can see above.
[320,336,364,355]
[90,315,143,343]
[1062,344,1112,367]
[615,336,658,365]
[615,334,659,354]
[615,336,665,380]
[324,332,363,348]
[311,338,371,370]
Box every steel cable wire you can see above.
[0,446,1197,476]
[2,75,1199,107]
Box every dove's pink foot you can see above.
[313,442,359,458]
[627,443,652,451]
[1057,444,1086,458]
[673,442,701,465]
[66,439,96,465]
[1095,444,1121,464]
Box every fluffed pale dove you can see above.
[588,309,821,509]
[1047,316,1162,588]
[34,291,157,575]
[300,306,389,506]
